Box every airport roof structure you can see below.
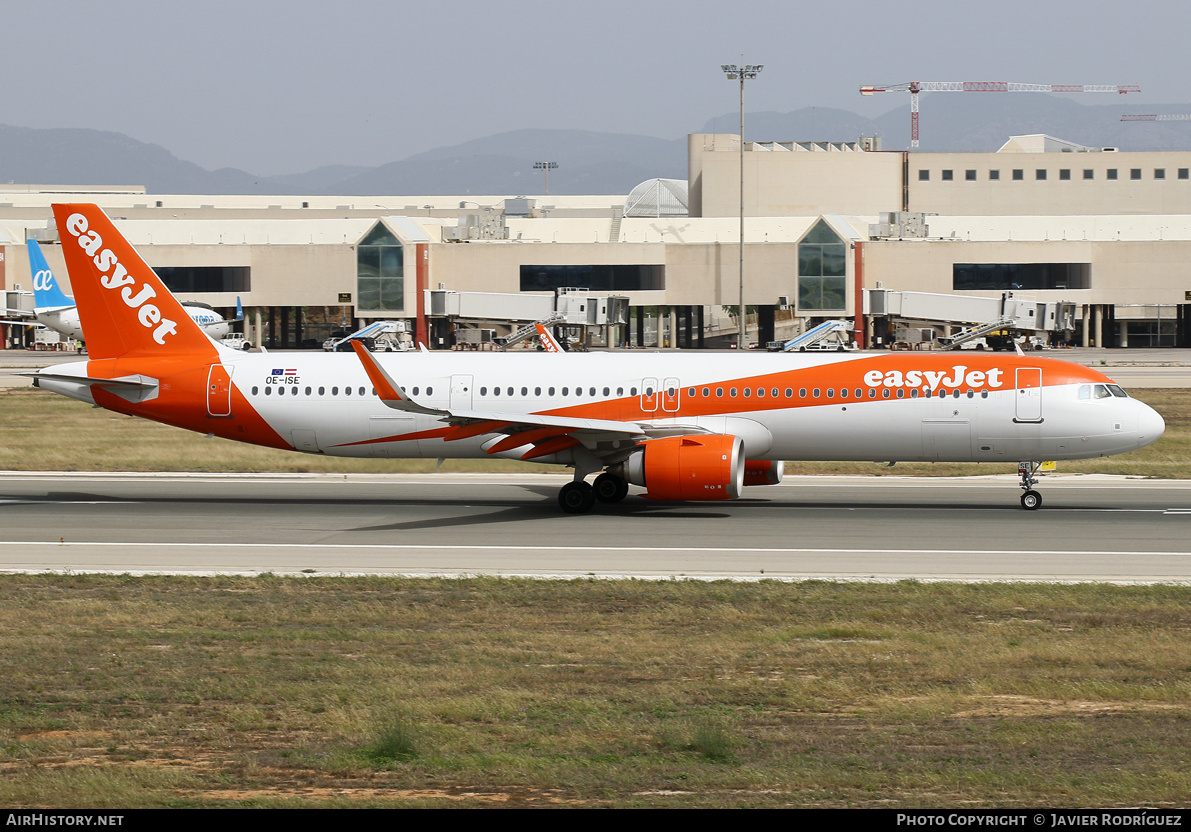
[623,178,689,218]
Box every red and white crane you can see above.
[860,81,1141,148]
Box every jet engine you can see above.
[743,460,784,486]
[620,434,744,501]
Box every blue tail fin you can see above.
[28,240,74,311]
[234,296,244,321]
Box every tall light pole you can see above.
[721,63,762,349]
[533,161,558,195]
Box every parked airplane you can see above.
[31,204,1165,513]
[16,239,241,343]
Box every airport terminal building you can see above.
[3,131,1191,350]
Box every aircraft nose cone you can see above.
[1137,403,1165,450]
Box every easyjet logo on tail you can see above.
[64,212,178,345]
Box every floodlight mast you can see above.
[721,64,762,350]
[533,161,558,195]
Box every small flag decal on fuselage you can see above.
[271,369,299,376]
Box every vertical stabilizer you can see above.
[51,204,216,360]
[27,239,73,311]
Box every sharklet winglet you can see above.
[350,340,446,416]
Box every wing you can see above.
[350,341,705,462]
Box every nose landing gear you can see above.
[1018,461,1043,510]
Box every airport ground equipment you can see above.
[323,320,412,352]
[768,319,855,352]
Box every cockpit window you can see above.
[1107,384,1128,398]
[1093,384,1112,399]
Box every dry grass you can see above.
[0,576,1189,808]
[1,386,1186,477]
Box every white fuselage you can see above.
[174,349,1165,465]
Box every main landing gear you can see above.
[1018,461,1043,511]
[558,472,628,514]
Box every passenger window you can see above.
[730,388,738,397]
[535,387,542,396]
[251,386,258,395]
[605,387,612,397]
[716,387,724,397]
[896,389,904,398]
[332,387,338,395]
[772,388,779,398]
[702,387,710,397]
[345,387,352,396]
[826,388,834,398]
[855,389,862,398]
[412,387,419,396]
[757,388,765,398]
[562,387,569,396]
[263,387,270,396]
[590,387,596,396]
[743,388,751,398]
[882,389,890,399]
[799,388,807,398]
[839,388,848,399]
[550,387,556,395]
[910,389,918,398]
[631,387,638,396]
[506,387,512,396]
[293,387,300,396]
[360,387,366,396]
[521,387,528,397]
[617,387,624,396]
[967,390,974,398]
[868,389,876,399]
[480,387,487,396]
[785,388,793,397]
[319,387,325,396]
[813,388,821,398]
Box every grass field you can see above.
[0,576,1188,808]
[1,385,1187,477]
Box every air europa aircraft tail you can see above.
[27,239,73,311]
[51,204,216,360]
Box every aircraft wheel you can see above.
[559,481,596,514]
[593,472,628,503]
[1020,490,1042,511]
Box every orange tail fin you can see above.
[51,204,215,360]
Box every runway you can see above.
[1,472,1189,582]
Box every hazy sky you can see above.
[5,0,1185,175]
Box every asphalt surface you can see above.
[1,473,1189,582]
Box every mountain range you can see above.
[3,94,1191,197]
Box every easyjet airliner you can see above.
[30,204,1165,513]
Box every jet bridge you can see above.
[428,287,629,349]
[866,290,1075,350]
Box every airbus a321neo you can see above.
[31,204,1165,513]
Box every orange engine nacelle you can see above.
[743,460,784,486]
[624,434,744,501]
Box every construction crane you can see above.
[860,82,1141,148]
[1121,114,1191,122]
